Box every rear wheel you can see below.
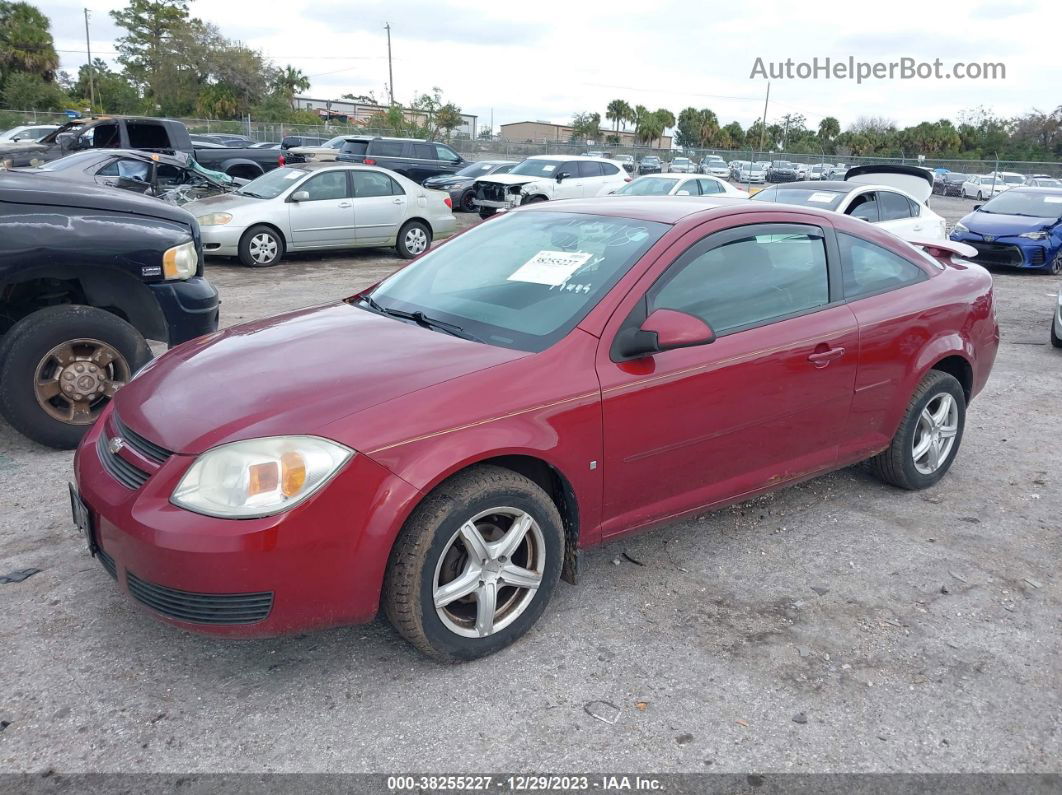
[0,306,150,449]
[396,220,431,259]
[238,225,284,267]
[383,465,564,662]
[977,191,984,201]
[869,370,966,490]
[459,190,477,213]
[478,207,497,220]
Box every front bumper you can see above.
[949,232,1057,270]
[149,276,220,346]
[199,224,244,258]
[72,407,422,637]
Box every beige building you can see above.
[500,120,672,149]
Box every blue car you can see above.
[950,187,1062,274]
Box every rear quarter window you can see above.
[126,122,171,149]
[371,141,406,157]
[839,232,928,299]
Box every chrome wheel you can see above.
[1049,250,1062,275]
[33,338,129,425]
[433,507,545,638]
[404,226,428,255]
[248,233,278,264]
[912,392,959,475]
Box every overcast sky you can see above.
[38,0,1061,133]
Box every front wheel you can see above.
[459,190,477,213]
[396,220,432,259]
[1046,250,1062,275]
[0,306,150,448]
[869,370,966,490]
[238,225,284,267]
[478,207,497,220]
[977,191,984,201]
[383,465,564,662]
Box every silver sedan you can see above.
[186,163,457,267]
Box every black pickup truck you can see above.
[0,171,220,448]
[0,116,282,180]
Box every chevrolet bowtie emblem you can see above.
[108,437,125,455]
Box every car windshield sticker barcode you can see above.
[508,251,593,286]
[808,192,836,203]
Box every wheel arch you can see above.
[929,354,973,402]
[241,222,287,248]
[217,159,264,179]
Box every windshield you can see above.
[673,158,690,165]
[236,167,306,198]
[979,190,1062,218]
[322,136,346,149]
[456,161,504,177]
[1033,178,1061,187]
[615,177,677,195]
[1001,174,1024,185]
[642,157,660,164]
[752,186,847,210]
[510,159,565,177]
[37,151,101,171]
[366,211,668,352]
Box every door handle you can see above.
[338,202,352,208]
[912,225,924,231]
[807,346,846,368]
[393,198,404,204]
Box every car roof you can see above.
[632,173,702,181]
[527,154,621,162]
[519,195,764,224]
[763,180,851,191]
[1004,186,1062,194]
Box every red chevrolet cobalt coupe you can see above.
[72,197,999,660]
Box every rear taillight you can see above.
[277,155,286,166]
[443,196,452,209]
[624,177,632,182]
[364,158,376,165]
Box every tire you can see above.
[977,191,984,201]
[1045,250,1062,275]
[382,465,564,662]
[869,370,966,491]
[524,195,548,205]
[478,208,497,220]
[1051,317,1062,348]
[0,305,151,449]
[396,220,432,259]
[238,225,284,267]
[459,190,477,213]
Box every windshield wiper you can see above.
[236,189,265,198]
[356,296,482,342]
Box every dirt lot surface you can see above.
[1,193,1059,773]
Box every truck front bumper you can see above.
[148,276,220,346]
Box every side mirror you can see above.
[556,172,569,182]
[290,190,310,202]
[616,308,715,358]
[972,204,982,211]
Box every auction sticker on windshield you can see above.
[508,250,593,286]
[808,192,837,203]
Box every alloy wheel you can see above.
[432,507,545,638]
[1049,250,1062,275]
[912,392,959,475]
[249,233,278,264]
[404,226,428,255]
[33,338,130,425]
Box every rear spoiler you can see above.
[908,239,977,259]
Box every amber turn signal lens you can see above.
[281,451,307,497]
[248,462,279,495]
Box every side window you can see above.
[698,178,723,195]
[86,123,119,148]
[353,170,401,198]
[847,191,880,222]
[494,164,514,174]
[126,122,169,149]
[301,171,349,201]
[435,144,460,163]
[879,191,913,221]
[98,158,152,182]
[578,160,604,177]
[556,161,578,179]
[413,143,436,159]
[600,162,620,176]
[676,180,700,196]
[906,196,920,216]
[839,232,927,299]
[372,141,406,157]
[650,226,830,335]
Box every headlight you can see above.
[197,212,233,226]
[952,222,969,234]
[1019,230,1048,240]
[162,240,198,279]
[172,436,354,518]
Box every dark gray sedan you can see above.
[422,160,518,211]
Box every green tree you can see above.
[477,127,492,140]
[606,98,632,132]
[2,70,65,110]
[654,108,675,131]
[0,1,59,91]
[817,116,840,142]
[570,111,601,142]
[272,65,310,109]
[74,58,141,113]
[675,107,718,149]
[435,102,463,140]
[110,0,190,102]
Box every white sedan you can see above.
[751,165,946,241]
[961,175,1009,201]
[186,163,457,267]
[608,173,749,198]
[0,124,59,143]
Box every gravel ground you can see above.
[1,194,1059,774]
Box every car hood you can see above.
[957,211,1059,236]
[184,191,266,216]
[114,302,527,454]
[845,164,933,202]
[424,175,472,187]
[475,173,539,186]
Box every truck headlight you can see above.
[197,212,233,226]
[172,436,354,518]
[1019,230,1047,240]
[162,241,198,279]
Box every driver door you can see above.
[597,217,859,538]
[288,170,355,248]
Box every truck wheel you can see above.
[478,208,497,220]
[0,306,151,449]
[396,221,432,259]
[238,225,285,267]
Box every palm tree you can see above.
[632,104,648,140]
[654,108,675,148]
[818,116,840,142]
[0,1,60,83]
[606,99,626,132]
[274,64,310,110]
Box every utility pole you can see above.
[84,8,97,110]
[757,81,770,156]
[385,23,394,106]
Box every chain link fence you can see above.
[2,108,1059,177]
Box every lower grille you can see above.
[1029,247,1046,266]
[96,545,117,580]
[126,572,273,625]
[97,434,149,489]
[969,241,1023,267]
